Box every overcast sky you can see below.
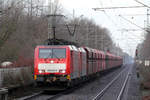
[57,0,149,56]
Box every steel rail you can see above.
[92,67,128,100]
[17,91,44,100]
[117,66,132,100]
[18,87,73,100]
[47,85,81,100]
[18,83,80,100]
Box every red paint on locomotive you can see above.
[34,45,123,85]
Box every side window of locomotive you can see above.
[53,48,66,58]
[39,48,52,58]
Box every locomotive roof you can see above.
[36,45,80,51]
[83,47,105,54]
[36,45,122,58]
[36,45,77,48]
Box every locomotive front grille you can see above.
[38,63,66,73]
[46,69,58,73]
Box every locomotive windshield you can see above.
[39,48,66,58]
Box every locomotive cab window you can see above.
[39,48,66,58]
[39,48,52,58]
[53,48,66,58]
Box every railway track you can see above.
[16,85,81,100]
[92,65,132,100]
[16,89,65,100]
[16,66,128,100]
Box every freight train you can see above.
[34,45,123,86]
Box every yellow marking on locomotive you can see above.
[67,75,71,80]
[34,75,37,80]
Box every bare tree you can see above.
[0,0,123,64]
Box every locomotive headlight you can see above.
[62,70,65,73]
[39,70,42,73]
[59,69,66,73]
[39,69,45,73]
[50,60,54,63]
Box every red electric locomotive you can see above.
[34,45,123,86]
[34,45,87,86]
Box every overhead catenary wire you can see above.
[92,1,146,55]
[93,8,127,50]
[118,29,142,31]
[134,0,150,8]
[120,30,144,40]
[120,14,149,16]
[92,4,147,32]
[119,15,150,33]
[93,6,146,10]
[102,10,118,27]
